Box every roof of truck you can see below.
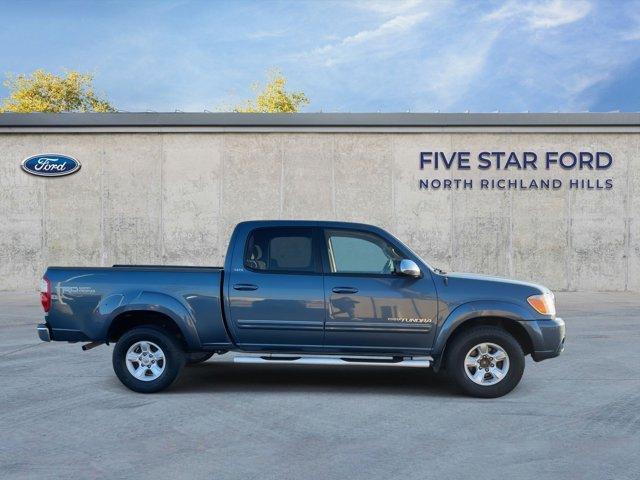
[236,220,381,229]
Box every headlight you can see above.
[527,292,556,316]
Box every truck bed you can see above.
[43,265,230,349]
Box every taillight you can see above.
[40,277,51,313]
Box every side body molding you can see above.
[433,300,532,356]
[97,291,202,349]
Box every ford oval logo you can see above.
[21,154,81,177]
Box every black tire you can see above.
[186,352,215,365]
[112,326,186,393]
[446,326,525,398]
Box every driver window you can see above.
[325,230,402,274]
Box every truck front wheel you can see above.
[446,326,525,398]
[112,326,186,393]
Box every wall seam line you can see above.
[100,136,106,266]
[279,134,284,219]
[508,189,514,278]
[160,134,165,263]
[391,135,396,233]
[331,135,337,219]
[40,134,47,274]
[624,136,635,290]
[567,174,574,291]
[449,133,455,271]
[218,135,225,263]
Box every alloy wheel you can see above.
[125,341,166,381]
[464,342,510,386]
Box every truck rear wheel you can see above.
[446,326,525,398]
[112,326,186,393]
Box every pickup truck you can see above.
[37,220,565,398]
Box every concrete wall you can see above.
[0,131,638,291]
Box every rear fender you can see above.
[98,291,201,349]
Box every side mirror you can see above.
[398,259,421,278]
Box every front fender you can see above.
[433,300,532,356]
[96,291,202,349]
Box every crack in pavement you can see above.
[0,343,43,358]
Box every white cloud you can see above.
[470,0,636,112]
[341,12,428,46]
[487,0,592,29]
[410,0,611,111]
[620,5,640,41]
[622,30,640,41]
[298,0,456,67]
[419,30,501,110]
[284,0,637,113]
[309,12,428,66]
[247,29,287,40]
[352,0,427,16]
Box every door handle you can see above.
[233,283,259,291]
[332,287,358,294]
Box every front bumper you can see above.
[527,317,565,362]
[37,323,51,342]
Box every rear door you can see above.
[321,228,438,354]
[226,226,325,351]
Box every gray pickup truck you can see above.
[37,220,565,397]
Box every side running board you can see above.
[233,354,432,368]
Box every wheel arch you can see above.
[433,301,535,371]
[100,291,202,350]
[107,310,188,349]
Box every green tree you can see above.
[0,69,115,113]
[234,70,309,113]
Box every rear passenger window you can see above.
[245,228,318,273]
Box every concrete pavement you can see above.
[1,291,639,479]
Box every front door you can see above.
[321,228,438,354]
[226,226,325,351]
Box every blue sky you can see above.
[0,0,639,112]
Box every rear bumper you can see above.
[525,317,566,362]
[37,323,51,342]
[36,322,90,343]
